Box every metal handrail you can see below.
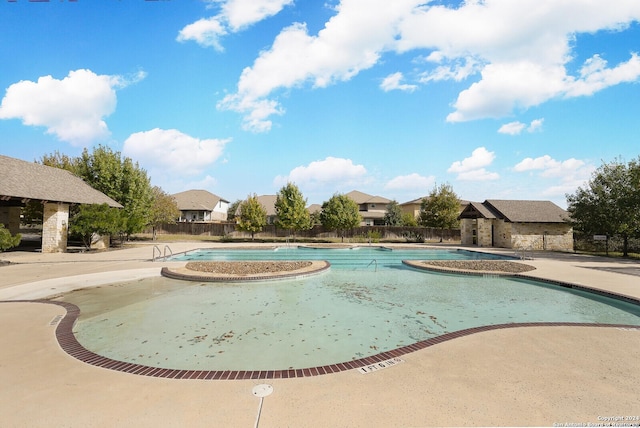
[164,245,173,258]
[152,245,161,262]
[366,259,378,272]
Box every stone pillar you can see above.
[42,202,69,253]
[0,206,21,235]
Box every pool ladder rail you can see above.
[366,259,378,272]
[152,245,173,262]
[516,245,534,260]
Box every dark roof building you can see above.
[459,199,572,251]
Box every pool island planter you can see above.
[160,260,331,282]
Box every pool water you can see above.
[56,248,640,371]
[166,246,511,268]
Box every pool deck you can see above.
[0,242,639,427]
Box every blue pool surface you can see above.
[56,246,640,371]
[165,246,512,268]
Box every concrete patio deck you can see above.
[0,242,639,427]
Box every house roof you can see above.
[460,199,568,223]
[256,195,277,216]
[345,190,390,205]
[0,155,122,207]
[172,189,228,211]
[307,203,322,214]
[401,196,471,207]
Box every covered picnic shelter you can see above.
[0,155,121,253]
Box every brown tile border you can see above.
[2,294,639,380]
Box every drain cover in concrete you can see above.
[252,384,273,398]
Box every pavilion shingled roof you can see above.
[0,155,121,207]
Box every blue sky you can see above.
[1,0,640,208]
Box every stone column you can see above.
[42,202,69,253]
[0,206,21,235]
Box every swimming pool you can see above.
[55,247,640,373]
[165,246,511,268]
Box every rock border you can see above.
[161,260,331,282]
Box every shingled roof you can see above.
[0,155,122,207]
[172,189,228,211]
[345,190,390,205]
[459,199,568,223]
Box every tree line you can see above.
[2,149,638,257]
[232,183,461,242]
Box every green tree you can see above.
[419,184,460,240]
[401,212,418,227]
[70,204,122,249]
[567,157,640,257]
[0,224,21,251]
[227,199,243,223]
[148,186,180,240]
[275,182,311,240]
[320,193,361,242]
[383,200,403,226]
[74,145,154,238]
[236,194,267,240]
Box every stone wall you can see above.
[511,222,573,251]
[42,203,69,253]
[476,218,493,247]
[0,206,21,235]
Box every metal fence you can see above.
[573,233,640,255]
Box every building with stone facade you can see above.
[458,200,573,251]
[0,155,121,253]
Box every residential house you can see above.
[345,190,391,226]
[172,190,229,222]
[401,196,470,221]
[255,195,278,224]
[458,200,573,251]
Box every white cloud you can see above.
[177,17,227,51]
[177,0,294,50]
[218,0,640,130]
[274,156,368,188]
[527,118,544,133]
[384,173,435,190]
[498,118,544,135]
[448,147,499,181]
[123,128,230,175]
[498,121,527,135]
[0,69,145,146]
[513,154,595,197]
[218,0,418,132]
[380,72,417,92]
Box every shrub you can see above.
[0,224,21,251]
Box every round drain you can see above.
[252,384,273,398]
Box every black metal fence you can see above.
[573,233,640,255]
[151,222,461,242]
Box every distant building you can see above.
[400,196,470,221]
[255,195,278,224]
[172,189,229,222]
[458,200,573,251]
[345,190,391,226]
